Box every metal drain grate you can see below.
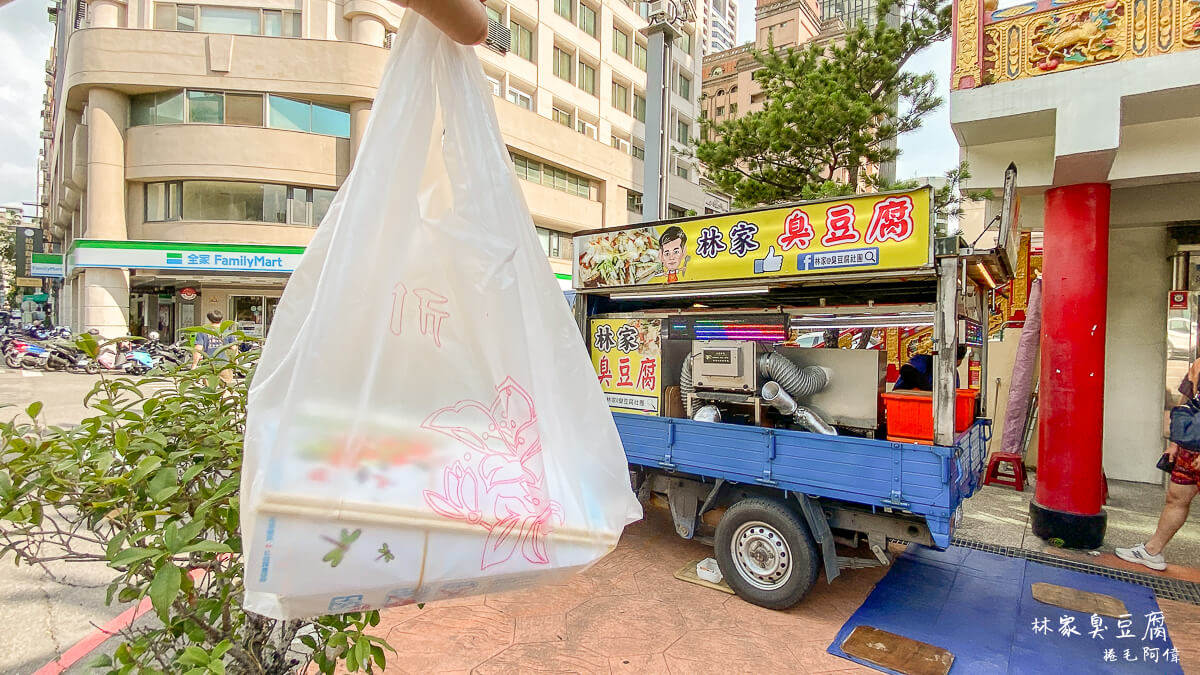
[951,538,1200,606]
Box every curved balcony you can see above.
[61,28,389,107]
[129,220,319,247]
[125,124,350,187]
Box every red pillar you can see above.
[1030,183,1110,549]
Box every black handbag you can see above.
[1157,452,1176,473]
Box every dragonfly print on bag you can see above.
[422,377,564,570]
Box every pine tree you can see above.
[696,0,953,208]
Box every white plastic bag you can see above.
[241,13,642,620]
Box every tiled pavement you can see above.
[361,504,1200,674]
[370,505,883,674]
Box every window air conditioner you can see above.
[485,19,511,55]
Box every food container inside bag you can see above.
[241,13,641,620]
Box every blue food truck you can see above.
[571,187,1015,609]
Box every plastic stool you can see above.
[983,452,1027,491]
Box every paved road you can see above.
[0,369,139,674]
[0,367,101,427]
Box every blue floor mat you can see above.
[828,545,1183,674]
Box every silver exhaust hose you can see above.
[793,405,838,435]
[758,352,832,398]
[680,354,696,418]
[761,380,798,415]
[762,380,838,435]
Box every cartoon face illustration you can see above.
[659,226,687,281]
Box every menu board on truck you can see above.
[574,187,933,289]
[589,318,662,415]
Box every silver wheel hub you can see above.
[730,520,792,591]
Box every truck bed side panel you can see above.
[615,413,991,549]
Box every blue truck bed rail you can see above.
[615,413,992,549]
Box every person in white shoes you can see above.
[1116,358,1200,571]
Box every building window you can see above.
[536,226,573,259]
[130,91,184,126]
[679,31,691,54]
[553,47,573,83]
[552,107,572,127]
[668,205,687,219]
[633,93,646,123]
[578,62,597,96]
[226,92,265,126]
[262,9,301,37]
[675,162,689,179]
[577,119,597,139]
[131,89,346,137]
[627,189,643,214]
[485,5,501,23]
[578,2,596,37]
[632,142,645,160]
[145,180,333,225]
[509,21,533,60]
[507,86,533,110]
[612,82,629,114]
[186,90,223,124]
[611,135,630,153]
[729,102,738,114]
[510,153,594,199]
[677,74,691,100]
[487,75,502,96]
[613,27,629,59]
[716,105,725,117]
[155,3,300,36]
[144,181,182,221]
[634,42,647,70]
[267,95,350,136]
[554,0,572,21]
[676,119,689,144]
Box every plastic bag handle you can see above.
[430,27,531,232]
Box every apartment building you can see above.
[38,0,706,338]
[700,0,828,125]
[698,0,738,54]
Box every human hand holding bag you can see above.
[241,12,642,620]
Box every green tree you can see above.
[0,326,395,674]
[1,212,17,307]
[695,0,954,208]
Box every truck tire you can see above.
[714,497,820,610]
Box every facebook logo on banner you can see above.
[798,247,880,271]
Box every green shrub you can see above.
[0,325,394,674]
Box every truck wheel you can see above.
[714,497,820,610]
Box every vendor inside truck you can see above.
[894,345,968,391]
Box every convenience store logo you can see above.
[166,252,183,266]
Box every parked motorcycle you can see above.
[6,339,50,370]
[43,337,99,374]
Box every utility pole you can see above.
[640,0,692,222]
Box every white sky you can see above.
[0,1,957,209]
[0,0,55,211]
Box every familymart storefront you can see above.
[64,239,578,339]
[64,240,303,341]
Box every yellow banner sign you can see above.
[15,277,42,288]
[574,188,932,289]
[590,318,662,415]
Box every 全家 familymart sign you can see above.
[66,240,306,276]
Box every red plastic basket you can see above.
[882,389,979,442]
